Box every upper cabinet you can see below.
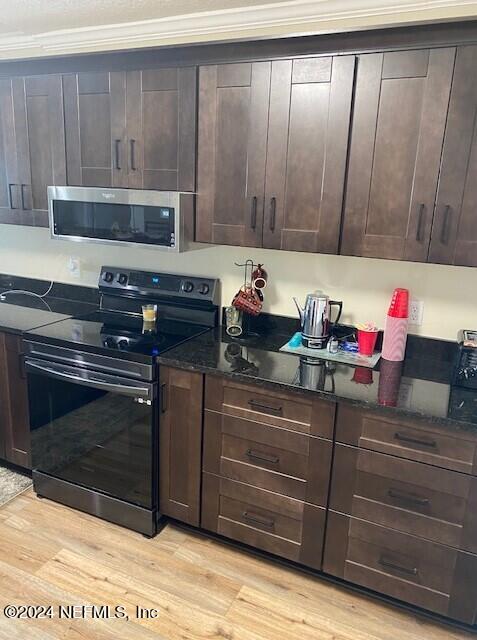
[63,67,196,191]
[0,75,66,227]
[428,46,477,267]
[341,48,455,261]
[196,56,355,252]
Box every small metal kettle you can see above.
[293,291,343,349]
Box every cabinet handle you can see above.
[18,352,26,380]
[160,383,167,413]
[415,203,425,242]
[114,139,121,170]
[7,183,16,209]
[130,139,136,171]
[269,197,276,231]
[394,431,437,449]
[242,511,275,529]
[246,448,279,465]
[250,196,257,230]
[379,555,418,577]
[440,205,451,245]
[387,488,430,508]
[248,399,283,416]
[20,184,29,210]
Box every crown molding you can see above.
[0,0,476,59]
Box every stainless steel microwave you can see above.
[48,186,191,252]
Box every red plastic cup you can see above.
[357,329,378,356]
[388,288,409,318]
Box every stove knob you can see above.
[198,283,210,295]
[117,339,129,350]
[182,281,194,293]
[117,273,128,286]
[102,271,114,283]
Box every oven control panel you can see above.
[99,267,219,304]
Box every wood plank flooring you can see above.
[0,490,473,640]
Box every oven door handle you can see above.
[25,359,153,400]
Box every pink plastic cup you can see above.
[357,329,378,357]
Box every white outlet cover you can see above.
[68,256,81,278]
[409,299,424,326]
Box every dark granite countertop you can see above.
[157,326,477,433]
[0,276,99,334]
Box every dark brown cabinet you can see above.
[197,56,355,253]
[428,45,477,266]
[0,75,66,227]
[0,333,31,468]
[64,67,196,191]
[341,48,455,261]
[159,366,203,526]
[324,511,477,624]
[325,402,477,624]
[201,375,335,569]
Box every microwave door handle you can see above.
[25,360,151,400]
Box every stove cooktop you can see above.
[25,310,210,363]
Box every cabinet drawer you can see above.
[330,444,477,552]
[336,404,477,474]
[205,376,335,438]
[204,410,332,506]
[202,472,325,570]
[323,512,477,624]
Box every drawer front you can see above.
[323,512,477,624]
[330,444,477,552]
[205,376,335,438]
[204,410,332,506]
[336,404,477,474]
[202,472,325,570]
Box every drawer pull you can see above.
[248,399,283,416]
[387,488,430,508]
[379,555,418,577]
[394,432,437,449]
[242,511,275,529]
[246,448,279,465]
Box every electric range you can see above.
[23,266,220,536]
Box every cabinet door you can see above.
[428,46,477,266]
[159,367,203,526]
[15,75,66,227]
[126,67,196,191]
[0,78,20,224]
[0,333,31,468]
[197,62,270,246]
[63,72,127,187]
[263,56,355,253]
[341,48,455,261]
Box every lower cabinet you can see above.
[323,511,477,624]
[0,333,31,468]
[202,472,325,569]
[159,366,203,526]
[201,375,335,570]
[159,368,477,625]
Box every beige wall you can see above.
[0,224,475,341]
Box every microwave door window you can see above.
[54,201,94,237]
[95,203,134,241]
[131,205,174,245]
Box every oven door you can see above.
[25,358,157,511]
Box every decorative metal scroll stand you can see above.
[233,259,261,339]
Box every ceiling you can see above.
[0,0,476,59]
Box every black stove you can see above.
[23,267,219,537]
[25,267,219,365]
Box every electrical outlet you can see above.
[409,299,424,326]
[67,256,81,279]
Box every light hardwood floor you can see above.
[0,490,473,640]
